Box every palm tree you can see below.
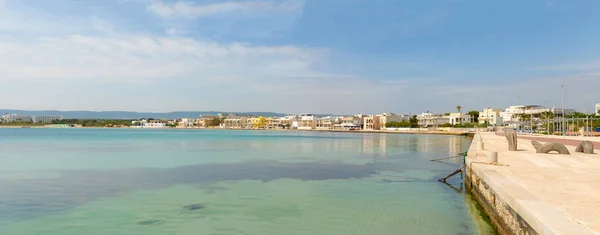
[456,106,462,113]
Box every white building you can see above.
[447,113,473,125]
[2,114,33,123]
[179,118,197,127]
[502,105,576,123]
[2,114,62,123]
[131,119,167,128]
[478,108,504,126]
[596,103,600,116]
[417,112,449,127]
[298,113,316,130]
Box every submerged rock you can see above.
[183,204,205,211]
[137,220,161,225]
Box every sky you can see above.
[0,0,599,114]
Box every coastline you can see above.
[465,132,600,235]
[0,125,474,136]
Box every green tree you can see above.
[385,121,411,128]
[467,110,479,123]
[409,115,419,128]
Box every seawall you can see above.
[465,132,599,235]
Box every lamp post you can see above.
[561,85,565,137]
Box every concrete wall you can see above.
[465,165,537,235]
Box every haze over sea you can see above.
[0,128,494,234]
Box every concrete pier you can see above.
[466,132,600,235]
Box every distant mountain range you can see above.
[0,110,335,119]
[0,110,287,119]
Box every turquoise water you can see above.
[0,128,494,234]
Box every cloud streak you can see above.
[0,34,328,82]
[147,0,303,18]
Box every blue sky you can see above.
[1,0,599,114]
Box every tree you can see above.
[409,115,419,128]
[519,114,531,121]
[456,106,462,113]
[467,110,479,123]
[255,116,267,128]
[385,121,411,128]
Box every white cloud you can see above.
[147,0,303,18]
[0,34,328,83]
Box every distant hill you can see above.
[0,110,289,119]
[0,110,337,119]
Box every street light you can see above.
[561,85,565,137]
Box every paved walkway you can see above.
[468,133,600,234]
[494,132,600,148]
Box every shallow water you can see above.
[0,128,495,234]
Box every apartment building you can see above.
[478,108,503,126]
[502,105,575,123]
[298,113,316,130]
[2,114,63,123]
[379,113,410,129]
[417,112,450,127]
[223,117,248,129]
[363,115,381,130]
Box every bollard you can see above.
[485,151,498,164]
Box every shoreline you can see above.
[0,125,474,136]
[465,132,600,234]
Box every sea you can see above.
[0,128,495,235]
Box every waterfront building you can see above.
[447,113,473,125]
[298,113,316,130]
[2,114,34,123]
[596,103,600,116]
[380,113,409,128]
[417,112,449,127]
[316,116,334,130]
[179,118,197,127]
[223,117,248,129]
[146,120,167,128]
[501,105,575,124]
[478,108,504,126]
[335,115,363,130]
[198,115,219,127]
[1,114,62,123]
[363,115,381,130]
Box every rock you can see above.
[183,204,205,211]
[504,129,518,151]
[536,142,570,154]
[137,220,161,225]
[531,140,542,151]
[575,141,594,154]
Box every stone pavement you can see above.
[493,132,600,149]
[468,132,600,234]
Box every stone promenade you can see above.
[467,132,600,235]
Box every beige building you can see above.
[379,113,410,129]
[316,116,334,130]
[478,108,504,126]
[363,115,381,130]
[298,114,316,130]
[417,113,449,127]
[223,117,248,129]
[447,113,473,125]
